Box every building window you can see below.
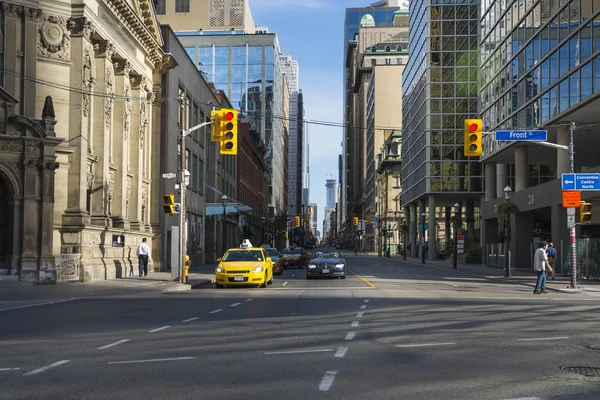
[155,0,166,15]
[385,58,391,65]
[396,58,403,65]
[371,59,377,66]
[176,0,190,13]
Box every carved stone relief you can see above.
[24,159,43,170]
[107,171,115,200]
[105,64,115,132]
[142,184,148,208]
[87,161,95,191]
[37,14,71,60]
[126,177,132,202]
[25,142,40,155]
[2,3,25,19]
[0,140,22,152]
[123,62,132,140]
[139,93,147,149]
[82,46,96,118]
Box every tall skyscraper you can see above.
[326,179,337,211]
[281,54,302,212]
[402,0,482,260]
[302,113,310,208]
[309,203,318,237]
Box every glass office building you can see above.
[178,32,285,212]
[479,1,600,273]
[401,0,481,258]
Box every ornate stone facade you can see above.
[0,0,173,282]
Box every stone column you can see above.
[91,41,115,227]
[404,205,410,255]
[111,60,132,229]
[556,126,569,177]
[62,19,95,227]
[410,204,417,258]
[485,162,496,201]
[128,75,145,231]
[23,7,38,118]
[20,158,42,280]
[428,195,436,260]
[418,198,426,260]
[515,145,529,192]
[149,83,162,231]
[2,3,19,99]
[496,164,508,198]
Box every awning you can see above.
[205,203,252,216]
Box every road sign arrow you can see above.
[564,179,573,185]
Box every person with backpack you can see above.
[546,242,557,280]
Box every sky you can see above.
[250,0,374,236]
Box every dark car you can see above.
[263,247,283,275]
[306,250,346,279]
[281,248,308,269]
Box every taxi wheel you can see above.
[216,283,223,289]
[267,274,273,284]
[260,273,268,288]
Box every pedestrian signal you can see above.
[295,216,300,227]
[464,119,482,157]
[163,193,175,214]
[580,201,592,223]
[353,217,359,226]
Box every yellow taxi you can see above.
[215,241,274,289]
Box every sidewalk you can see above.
[383,253,600,294]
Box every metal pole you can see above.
[569,121,578,289]
[403,227,407,261]
[504,218,511,277]
[421,215,426,264]
[178,97,186,284]
[453,209,458,270]
[222,202,226,257]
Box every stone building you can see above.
[0,1,172,281]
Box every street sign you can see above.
[562,173,600,191]
[562,190,581,208]
[567,214,576,228]
[495,130,548,141]
[162,173,176,179]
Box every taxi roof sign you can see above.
[240,239,253,248]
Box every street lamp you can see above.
[503,186,512,278]
[453,203,460,270]
[402,218,407,261]
[221,194,228,257]
[386,223,392,258]
[421,213,426,264]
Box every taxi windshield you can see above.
[223,250,264,262]
[283,249,302,255]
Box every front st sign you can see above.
[562,173,600,191]
[495,130,548,141]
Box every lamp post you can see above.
[221,195,228,257]
[504,186,512,278]
[386,223,391,257]
[421,213,426,264]
[453,203,460,270]
[402,218,407,261]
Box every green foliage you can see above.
[497,202,519,235]
[465,244,482,257]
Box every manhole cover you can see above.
[561,366,600,377]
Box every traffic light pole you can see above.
[568,121,577,289]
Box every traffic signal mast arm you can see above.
[182,120,214,137]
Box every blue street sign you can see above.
[561,173,600,191]
[495,130,548,141]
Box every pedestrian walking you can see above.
[533,240,552,294]
[137,238,151,277]
[546,242,557,280]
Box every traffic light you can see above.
[580,201,592,223]
[163,193,175,214]
[219,108,238,155]
[295,216,300,227]
[464,119,482,157]
[353,217,359,226]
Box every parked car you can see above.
[306,250,346,279]
[215,247,273,288]
[281,248,308,269]
[262,247,283,275]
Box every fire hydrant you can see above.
[184,255,190,283]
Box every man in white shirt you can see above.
[533,240,551,294]
[137,238,151,277]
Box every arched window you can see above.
[385,46,391,52]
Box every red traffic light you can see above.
[469,123,479,132]
[225,111,234,121]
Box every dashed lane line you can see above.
[335,347,348,358]
[0,368,20,372]
[182,317,200,323]
[230,303,241,307]
[351,321,360,328]
[516,337,569,342]
[396,342,456,348]
[364,299,370,303]
[109,357,195,365]
[148,326,170,333]
[360,305,367,310]
[209,309,223,314]
[245,299,254,302]
[283,282,288,286]
[98,339,130,350]
[24,360,70,376]
[345,332,356,341]
[319,371,338,391]
[265,349,334,355]
[357,312,364,318]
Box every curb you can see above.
[190,279,214,289]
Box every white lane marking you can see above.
[357,312,364,318]
[283,282,288,286]
[396,342,456,348]
[397,269,404,272]
[292,274,296,277]
[148,326,171,333]
[443,282,458,287]
[275,287,374,290]
[209,309,223,314]
[245,299,254,302]
[335,347,348,358]
[24,360,70,376]
[502,398,541,400]
[0,368,19,372]
[109,357,195,365]
[265,349,333,355]
[230,303,241,307]
[345,332,356,341]
[319,371,338,391]
[386,266,391,269]
[516,337,569,342]
[351,321,360,328]
[415,274,424,278]
[364,299,370,303]
[360,305,367,310]
[97,339,130,350]
[0,298,77,313]
[182,317,200,323]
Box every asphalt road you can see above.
[2,252,600,400]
